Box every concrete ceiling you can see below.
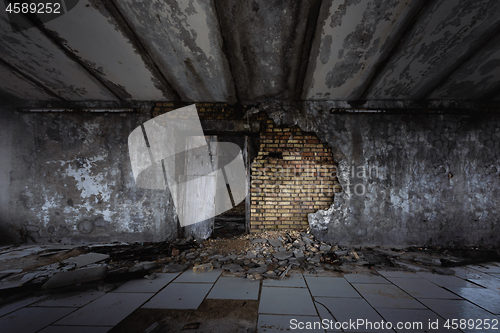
[1,0,500,104]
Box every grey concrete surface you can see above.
[299,107,500,246]
[4,110,178,244]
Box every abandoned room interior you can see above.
[0,0,499,332]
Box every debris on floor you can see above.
[0,230,499,303]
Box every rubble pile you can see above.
[0,231,499,298]
[166,230,364,280]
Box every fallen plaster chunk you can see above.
[193,263,213,274]
[63,253,109,268]
[42,266,108,290]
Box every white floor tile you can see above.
[445,287,500,314]
[344,273,390,284]
[111,273,179,293]
[207,277,259,300]
[305,276,361,298]
[54,292,151,326]
[174,268,221,283]
[377,271,422,279]
[31,290,105,307]
[387,277,460,299]
[263,274,307,288]
[142,283,212,309]
[416,272,480,289]
[315,297,393,332]
[259,287,316,315]
[420,298,499,333]
[0,296,46,317]
[38,325,110,333]
[0,307,75,333]
[377,308,460,332]
[353,284,425,309]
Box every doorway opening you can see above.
[212,135,246,238]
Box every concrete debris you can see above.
[163,263,189,273]
[415,256,442,266]
[348,251,359,260]
[193,263,213,274]
[62,253,110,268]
[268,239,282,247]
[222,264,244,273]
[0,230,497,299]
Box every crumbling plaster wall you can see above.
[2,107,178,244]
[264,103,500,247]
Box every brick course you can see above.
[250,120,339,232]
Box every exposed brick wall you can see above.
[250,120,340,232]
[151,102,340,232]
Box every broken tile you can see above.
[62,253,109,268]
[305,276,360,298]
[315,297,393,332]
[259,287,316,315]
[32,290,105,307]
[344,273,390,284]
[314,301,342,332]
[258,314,325,332]
[263,273,307,288]
[142,283,212,309]
[207,277,259,300]
[55,292,151,326]
[0,307,75,333]
[387,277,460,299]
[42,266,108,290]
[353,284,425,309]
[111,273,179,293]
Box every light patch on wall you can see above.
[61,155,110,202]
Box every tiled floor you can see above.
[0,262,499,332]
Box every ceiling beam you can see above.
[101,0,182,101]
[294,0,322,103]
[213,0,240,104]
[0,57,65,101]
[418,25,500,100]
[22,12,129,101]
[357,0,430,101]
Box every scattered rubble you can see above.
[0,230,499,302]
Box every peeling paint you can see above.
[305,0,424,100]
[366,0,500,99]
[0,10,116,100]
